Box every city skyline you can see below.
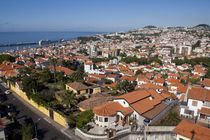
[0,0,210,32]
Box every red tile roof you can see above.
[173,120,210,140]
[93,102,133,116]
[188,86,210,101]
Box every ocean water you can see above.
[0,31,104,52]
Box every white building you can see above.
[180,86,210,118]
[93,89,169,128]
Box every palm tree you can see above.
[70,70,85,82]
[50,58,57,83]
[60,90,78,109]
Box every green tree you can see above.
[22,75,39,98]
[60,90,78,108]
[56,71,65,83]
[38,88,55,102]
[192,40,201,50]
[70,70,86,82]
[116,80,137,94]
[50,58,57,83]
[21,124,34,140]
[119,52,127,57]
[101,78,113,84]
[0,54,15,64]
[205,68,210,78]
[76,110,94,128]
[157,110,181,126]
[135,70,143,76]
[39,68,53,83]
[62,60,76,70]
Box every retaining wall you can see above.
[7,82,68,128]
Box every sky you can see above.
[0,0,210,32]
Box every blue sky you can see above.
[0,0,210,32]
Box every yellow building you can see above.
[66,82,101,97]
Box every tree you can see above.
[0,54,15,64]
[56,71,65,83]
[135,70,143,76]
[60,90,78,109]
[205,68,210,78]
[62,60,76,70]
[21,124,34,140]
[50,58,57,83]
[70,70,86,82]
[119,53,127,57]
[8,76,19,85]
[192,40,201,50]
[101,78,113,84]
[157,110,181,126]
[39,68,53,83]
[22,75,39,98]
[116,80,137,94]
[38,88,55,102]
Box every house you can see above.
[203,78,210,89]
[66,82,101,97]
[78,94,113,111]
[137,82,166,94]
[120,76,136,83]
[152,78,165,86]
[173,120,210,140]
[48,66,74,76]
[84,61,94,73]
[106,74,119,83]
[180,86,210,118]
[88,73,106,80]
[93,89,168,128]
[192,65,206,76]
[168,73,179,79]
[136,75,149,85]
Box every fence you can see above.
[7,82,68,128]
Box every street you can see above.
[0,84,79,140]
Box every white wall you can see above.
[176,134,191,140]
[188,99,203,116]
[180,108,185,116]
[131,110,145,125]
[94,114,115,128]
[113,99,129,107]
[205,86,210,90]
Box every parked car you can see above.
[5,90,12,95]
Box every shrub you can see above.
[76,110,94,128]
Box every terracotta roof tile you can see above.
[66,82,88,91]
[173,120,210,140]
[188,86,210,101]
[204,78,210,87]
[93,102,133,116]
[199,107,210,116]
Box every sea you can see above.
[0,31,104,52]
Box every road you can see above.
[0,83,79,140]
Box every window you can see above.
[192,101,198,106]
[179,138,184,140]
[99,117,103,122]
[96,116,98,121]
[104,118,108,122]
